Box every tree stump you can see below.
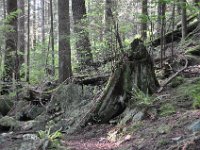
[79,39,159,126]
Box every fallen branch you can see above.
[157,55,188,93]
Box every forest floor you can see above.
[62,76,200,150]
[1,60,200,150]
[63,110,200,150]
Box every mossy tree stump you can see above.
[79,39,159,126]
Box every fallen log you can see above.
[152,21,199,47]
[72,74,110,85]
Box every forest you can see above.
[0,0,200,149]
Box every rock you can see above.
[0,97,13,116]
[18,134,41,150]
[22,120,46,131]
[118,108,138,126]
[9,100,44,121]
[132,111,145,122]
[188,120,200,133]
[171,136,182,141]
[0,116,20,132]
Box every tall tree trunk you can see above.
[3,0,6,18]
[141,0,148,40]
[4,0,18,81]
[158,0,166,67]
[26,0,30,82]
[72,0,93,70]
[32,0,36,48]
[50,0,55,76]
[181,0,187,40]
[41,0,45,45]
[17,0,25,73]
[58,0,72,82]
[105,0,113,57]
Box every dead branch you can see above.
[157,55,188,93]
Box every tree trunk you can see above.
[141,0,148,40]
[26,0,30,82]
[72,0,93,70]
[4,0,18,81]
[17,0,25,72]
[152,20,198,47]
[58,0,72,82]
[32,0,36,48]
[79,39,159,125]
[41,0,45,45]
[181,0,187,40]
[50,0,55,76]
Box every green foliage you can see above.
[177,79,200,109]
[159,103,176,117]
[158,139,169,147]
[191,86,200,109]
[4,9,21,24]
[170,76,184,88]
[132,88,154,106]
[38,128,63,149]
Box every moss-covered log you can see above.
[152,21,199,47]
[79,39,159,126]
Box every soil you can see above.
[61,110,200,150]
[61,76,200,150]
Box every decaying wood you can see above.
[72,74,110,85]
[157,55,188,93]
[176,13,198,29]
[78,39,159,127]
[152,21,199,47]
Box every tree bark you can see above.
[26,0,30,82]
[58,0,72,82]
[79,39,159,125]
[152,20,199,47]
[17,0,25,71]
[141,0,148,40]
[4,0,18,81]
[41,0,45,45]
[50,0,55,76]
[72,0,93,70]
[181,0,187,40]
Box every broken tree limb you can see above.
[157,55,188,93]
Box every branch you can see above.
[157,55,188,93]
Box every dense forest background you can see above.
[0,0,199,83]
[0,0,200,150]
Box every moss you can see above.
[186,45,200,56]
[157,124,171,134]
[159,103,176,117]
[0,97,13,116]
[170,76,184,88]
[157,139,169,147]
[125,122,143,134]
[176,78,200,109]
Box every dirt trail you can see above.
[65,138,118,150]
